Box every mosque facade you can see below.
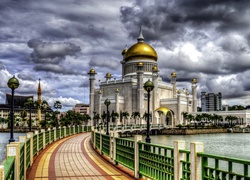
[88,29,198,127]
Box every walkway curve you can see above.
[27,132,134,180]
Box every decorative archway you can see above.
[154,107,175,127]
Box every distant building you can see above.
[72,104,89,115]
[201,92,222,112]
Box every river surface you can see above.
[0,132,25,163]
[146,133,250,160]
[0,132,249,163]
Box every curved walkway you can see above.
[27,133,134,180]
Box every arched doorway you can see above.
[154,107,174,127]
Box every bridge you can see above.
[0,125,250,179]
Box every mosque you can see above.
[88,29,198,127]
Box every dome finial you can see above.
[137,26,144,42]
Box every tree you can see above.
[111,111,119,123]
[53,101,62,128]
[121,111,129,125]
[182,112,188,125]
[131,111,140,124]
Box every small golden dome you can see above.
[191,78,197,84]
[137,62,144,66]
[152,65,158,72]
[115,88,119,93]
[177,89,181,94]
[98,90,102,94]
[171,72,177,77]
[105,72,112,78]
[88,69,96,74]
[121,47,127,56]
[125,42,158,61]
[186,91,189,95]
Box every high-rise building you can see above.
[201,92,222,111]
[72,104,89,115]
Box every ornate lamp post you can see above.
[7,76,19,143]
[104,98,110,135]
[143,79,154,143]
[27,97,33,132]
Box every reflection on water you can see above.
[0,133,26,163]
[149,133,250,160]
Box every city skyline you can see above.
[1,0,250,111]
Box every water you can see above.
[149,133,250,160]
[0,132,26,163]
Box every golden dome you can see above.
[137,62,144,66]
[88,69,96,75]
[152,65,158,72]
[191,78,197,84]
[125,42,157,61]
[171,72,177,77]
[105,72,112,78]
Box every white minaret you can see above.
[171,72,177,97]
[191,78,198,112]
[136,62,144,115]
[88,69,96,125]
[152,65,159,124]
[98,90,102,123]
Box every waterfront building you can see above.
[72,104,90,115]
[0,80,52,128]
[201,92,222,112]
[88,29,198,127]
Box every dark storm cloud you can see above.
[18,72,35,81]
[88,58,120,70]
[0,62,5,70]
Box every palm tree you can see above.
[121,111,129,125]
[53,101,62,128]
[131,111,140,124]
[111,111,119,124]
[182,112,188,125]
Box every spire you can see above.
[38,78,42,95]
[137,26,144,42]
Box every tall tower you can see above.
[191,78,197,112]
[37,79,42,125]
[88,69,96,125]
[152,65,159,124]
[171,72,177,98]
[136,62,144,115]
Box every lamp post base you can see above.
[145,137,151,143]
[9,138,15,143]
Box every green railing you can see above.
[61,128,64,137]
[45,131,49,145]
[33,134,38,155]
[26,138,30,169]
[66,127,69,136]
[179,149,191,180]
[38,133,43,151]
[116,138,134,170]
[198,152,250,179]
[95,132,100,149]
[1,125,92,180]
[138,141,174,180]
[101,134,110,156]
[3,156,15,180]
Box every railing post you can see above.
[34,130,39,155]
[19,136,27,180]
[73,125,75,134]
[112,131,119,162]
[0,165,4,179]
[64,126,66,137]
[53,127,57,141]
[27,132,33,165]
[59,127,61,138]
[48,128,51,143]
[190,142,204,180]
[93,129,97,148]
[134,135,142,178]
[6,142,20,180]
[174,140,186,180]
[41,129,45,149]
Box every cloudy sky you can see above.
[1,0,250,111]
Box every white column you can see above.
[174,140,186,180]
[27,132,34,165]
[190,142,204,180]
[134,135,142,178]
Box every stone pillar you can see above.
[190,142,204,180]
[88,69,97,125]
[27,132,34,165]
[174,140,186,180]
[186,92,190,113]
[6,142,21,180]
[98,90,102,124]
[134,135,142,178]
[0,165,4,179]
[63,126,66,138]
[53,127,57,141]
[34,130,39,155]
